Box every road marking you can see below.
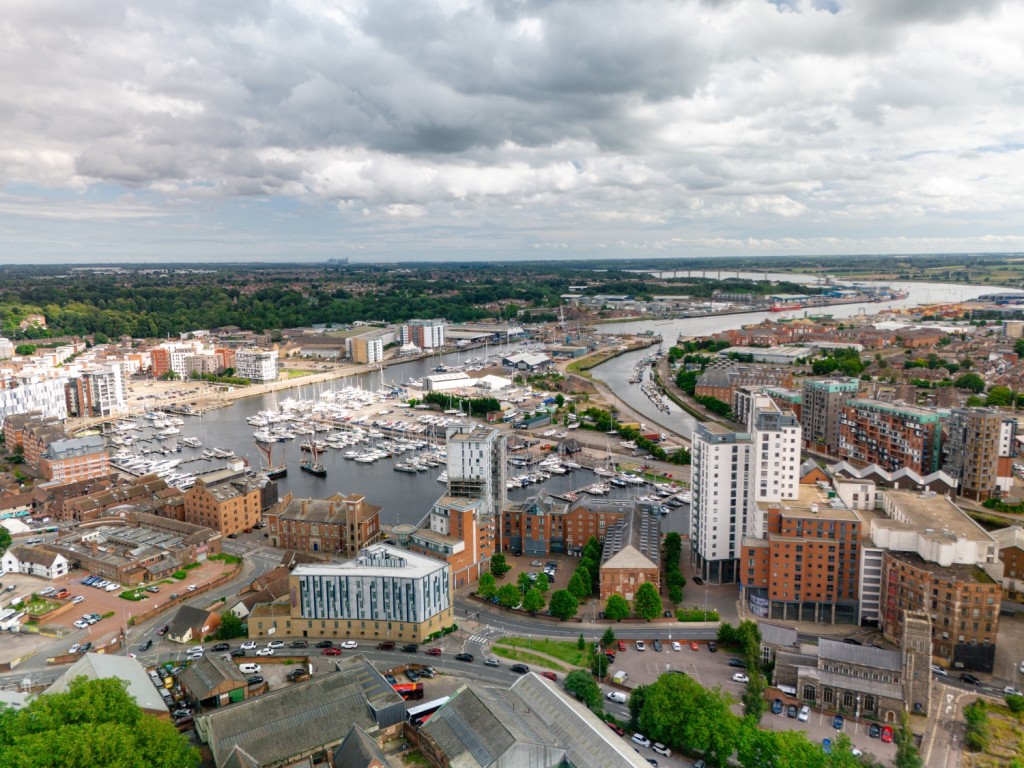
[467,634,489,644]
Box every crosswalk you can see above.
[467,634,490,645]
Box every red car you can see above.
[881,726,894,744]
[690,641,700,651]
[605,721,625,736]
[157,625,169,636]
[425,648,442,657]
[540,671,557,682]
[322,647,343,656]
[617,641,627,652]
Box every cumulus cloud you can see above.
[0,0,1022,261]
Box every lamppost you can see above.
[703,585,709,622]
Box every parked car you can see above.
[510,663,529,674]
[822,738,832,754]
[71,595,85,605]
[618,641,627,652]
[172,708,193,719]
[707,640,717,652]
[377,641,395,650]
[787,704,798,719]
[322,647,342,656]
[868,724,881,739]
[653,743,672,757]
[230,649,246,658]
[255,648,274,656]
[455,652,475,662]
[960,673,981,686]
[316,640,334,648]
[732,673,750,684]
[607,691,628,704]
[689,641,699,651]
[54,589,70,599]
[73,620,89,629]
[157,625,169,636]
[384,674,397,685]
[405,669,420,682]
[145,586,160,593]
[267,640,285,649]
[881,726,894,743]
[1005,687,1023,697]
[605,721,625,736]
[418,667,436,679]
[798,705,810,722]
[671,641,682,651]
[211,643,230,652]
[341,640,358,649]
[425,647,443,657]
[539,671,557,681]
[631,733,652,748]
[728,658,747,668]
[833,714,844,730]
[186,585,197,592]
[240,640,258,650]
[771,698,783,715]
[79,642,92,653]
[290,640,308,648]
[247,676,264,685]
[401,644,418,653]
[635,641,646,651]
[39,587,56,597]
[931,665,948,677]
[692,576,704,585]
[68,643,81,654]
[652,639,662,652]
[287,669,310,682]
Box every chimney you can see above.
[302,499,308,515]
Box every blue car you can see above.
[833,714,844,730]
[822,738,832,754]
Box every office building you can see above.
[838,399,943,474]
[255,544,452,643]
[942,407,1017,501]
[801,378,859,456]
[266,491,382,557]
[234,348,279,383]
[401,318,446,350]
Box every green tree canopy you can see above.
[497,583,521,609]
[0,527,11,555]
[567,570,591,601]
[517,571,533,593]
[637,672,740,765]
[522,587,546,615]
[601,627,616,647]
[604,594,630,621]
[476,572,497,599]
[549,589,579,620]
[985,385,1014,407]
[214,611,246,640]
[563,670,602,712]
[953,372,985,393]
[633,582,663,621]
[0,676,199,768]
[490,552,511,578]
[895,710,924,768]
[534,572,550,593]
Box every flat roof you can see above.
[292,543,448,580]
[881,490,993,544]
[759,484,860,522]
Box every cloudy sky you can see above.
[2,0,1023,264]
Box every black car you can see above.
[401,644,419,653]
[652,639,662,652]
[771,698,783,715]
[139,639,153,652]
[377,641,396,651]
[868,723,881,739]
[692,576,704,586]
[384,674,397,685]
[604,652,616,663]
[289,640,308,648]
[728,658,747,668]
[211,643,230,652]
[663,610,673,618]
[79,642,92,653]
[230,649,246,658]
[315,640,333,648]
[510,663,530,674]
[842,638,863,646]
[287,669,310,682]
[247,676,264,685]
[787,705,799,719]
[455,652,475,662]
[707,640,717,653]
[960,673,981,686]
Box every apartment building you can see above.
[446,424,506,521]
[65,365,127,418]
[266,492,382,557]
[404,495,495,588]
[502,493,628,557]
[183,468,266,536]
[401,319,446,350]
[38,436,110,483]
[262,544,453,643]
[351,334,384,365]
[942,407,1017,501]
[692,395,801,584]
[838,399,943,475]
[991,525,1024,600]
[234,348,278,383]
[741,484,862,625]
[871,490,1003,671]
[801,378,859,456]
[0,375,68,428]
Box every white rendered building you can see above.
[445,424,506,519]
[235,348,279,383]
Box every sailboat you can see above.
[300,438,327,477]
[255,440,287,480]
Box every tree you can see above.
[986,385,1014,406]
[490,552,511,578]
[14,344,36,356]
[592,650,610,679]
[564,669,602,711]
[577,633,586,650]
[568,570,591,601]
[522,587,546,615]
[637,672,739,765]
[1006,693,1024,714]
[742,671,767,724]
[895,710,924,767]
[214,612,246,640]
[497,584,521,609]
[953,372,985,393]
[668,584,683,605]
[549,589,579,620]
[476,572,497,600]
[583,536,602,562]
[0,526,11,555]
[601,627,616,648]
[1016,337,1024,358]
[0,676,199,767]
[605,594,630,621]
[534,572,550,593]
[517,571,533,593]
[633,582,662,621]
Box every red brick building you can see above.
[266,492,382,557]
[598,505,661,601]
[501,494,628,557]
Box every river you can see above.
[588,280,1018,440]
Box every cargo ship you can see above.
[769,303,802,312]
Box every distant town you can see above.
[3,257,1024,768]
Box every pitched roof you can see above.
[179,653,248,699]
[600,505,660,570]
[332,725,388,768]
[991,525,1024,552]
[759,623,799,649]
[45,653,166,712]
[169,604,214,638]
[7,545,64,568]
[818,638,901,672]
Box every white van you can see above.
[606,691,628,704]
[239,663,262,675]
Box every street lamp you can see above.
[703,585,708,622]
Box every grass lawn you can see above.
[209,553,242,565]
[24,597,61,615]
[490,645,571,673]
[495,637,589,666]
[963,703,1024,767]
[282,369,312,379]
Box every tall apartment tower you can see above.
[401,319,446,349]
[692,395,801,583]
[445,424,506,520]
[801,378,859,456]
[839,399,942,474]
[943,407,1018,501]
